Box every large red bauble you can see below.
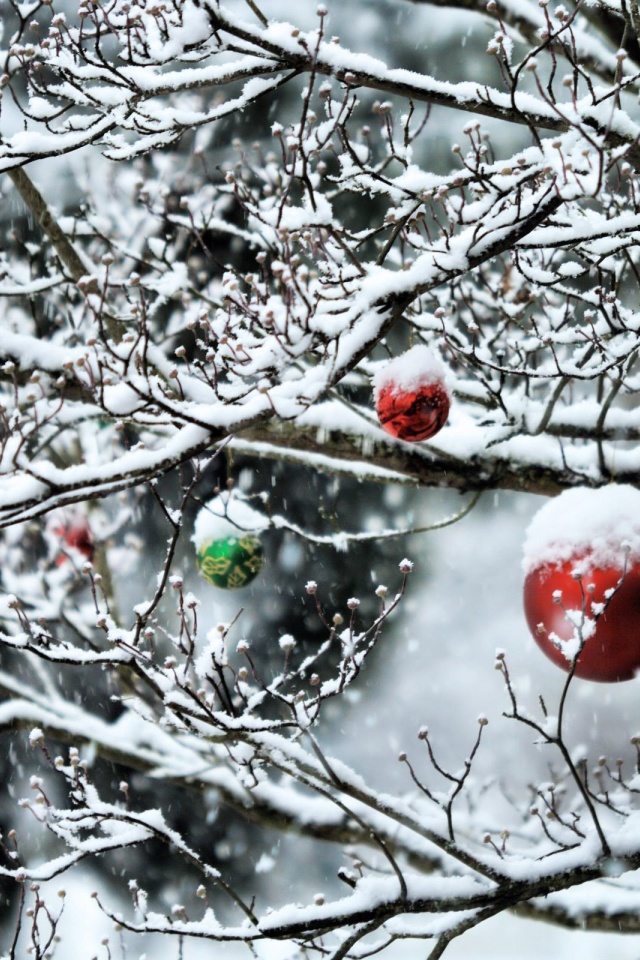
[375,382,450,442]
[524,558,640,682]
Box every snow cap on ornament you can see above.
[192,497,267,590]
[522,484,640,682]
[372,345,451,442]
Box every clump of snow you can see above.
[192,496,268,550]
[522,484,640,574]
[279,634,296,652]
[371,345,451,399]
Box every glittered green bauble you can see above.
[196,533,264,590]
[193,496,267,590]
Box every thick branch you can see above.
[231,420,614,496]
[7,167,92,284]
[514,898,640,932]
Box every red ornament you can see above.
[51,518,95,566]
[375,381,450,442]
[522,485,640,683]
[373,346,451,442]
[524,559,640,682]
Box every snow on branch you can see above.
[4,0,640,954]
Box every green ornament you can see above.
[196,533,264,590]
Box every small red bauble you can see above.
[373,346,451,443]
[49,516,95,566]
[522,485,640,683]
[375,382,450,442]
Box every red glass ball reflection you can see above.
[523,558,640,682]
[375,382,450,442]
